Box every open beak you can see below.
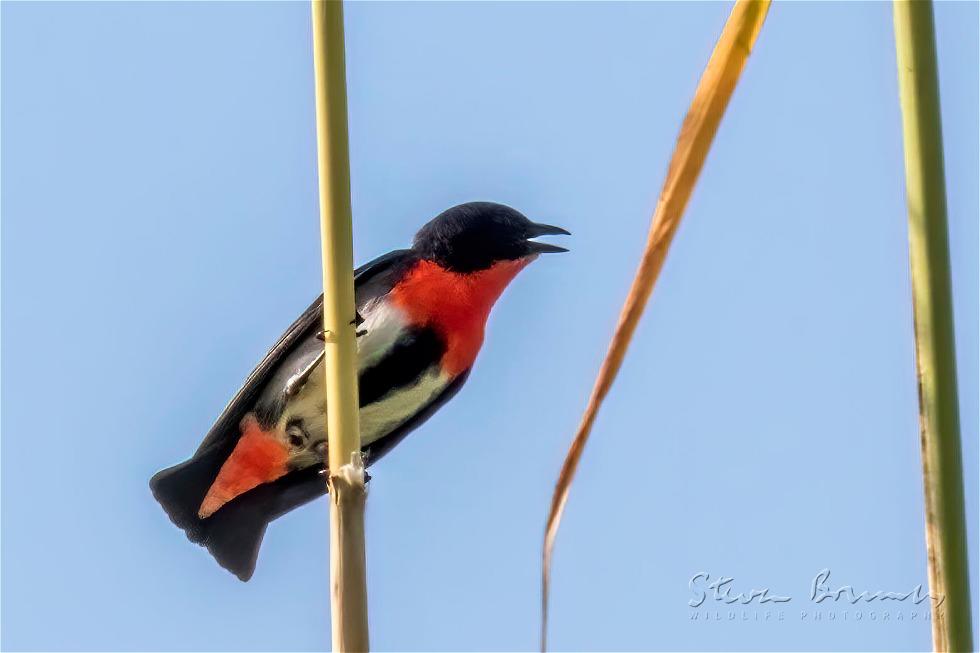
[527,222,571,254]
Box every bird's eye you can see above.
[286,423,306,448]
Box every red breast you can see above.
[389,258,532,376]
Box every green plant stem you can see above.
[311,0,369,650]
[893,2,972,651]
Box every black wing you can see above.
[152,248,447,581]
[195,249,414,456]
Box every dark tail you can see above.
[150,448,326,582]
[149,445,265,581]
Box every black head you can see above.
[412,202,569,272]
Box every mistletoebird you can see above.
[150,202,569,581]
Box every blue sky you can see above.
[2,2,977,651]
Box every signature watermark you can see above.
[687,569,943,625]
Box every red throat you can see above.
[198,416,289,519]
[390,258,532,375]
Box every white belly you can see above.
[358,366,449,445]
[278,297,449,448]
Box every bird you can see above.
[150,201,568,581]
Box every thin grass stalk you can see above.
[892,2,973,651]
[311,1,369,650]
[540,2,770,650]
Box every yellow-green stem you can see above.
[893,2,972,651]
[311,0,369,650]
